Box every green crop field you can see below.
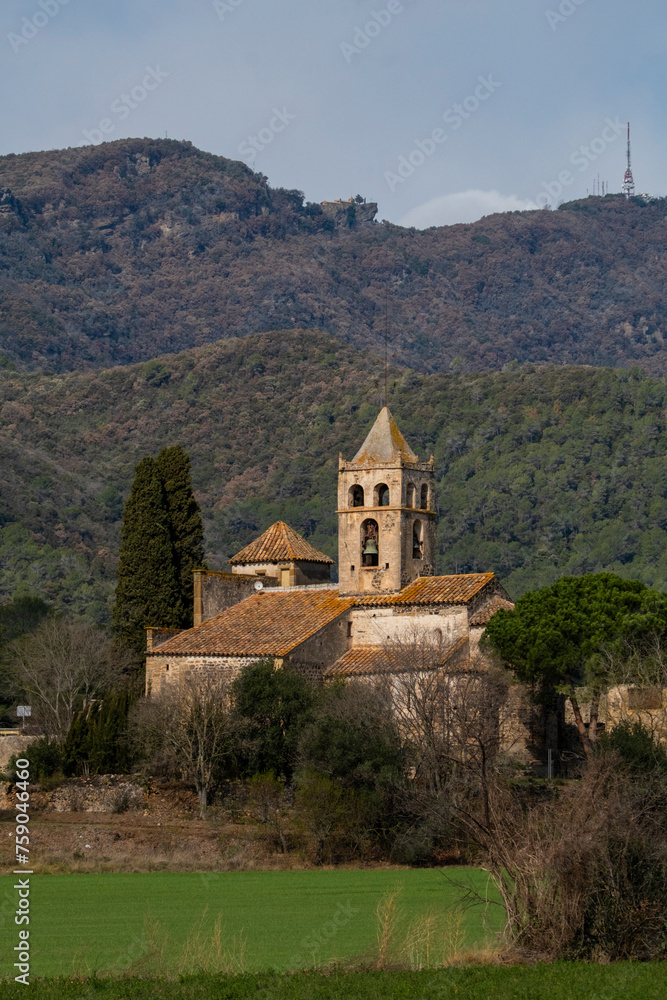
[1,966,667,1000]
[0,869,502,979]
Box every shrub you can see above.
[453,755,667,961]
[233,662,315,781]
[9,735,62,782]
[598,719,667,774]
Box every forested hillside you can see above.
[2,138,667,375]
[1,329,665,621]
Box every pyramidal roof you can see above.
[229,521,334,566]
[352,407,419,465]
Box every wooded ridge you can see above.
[1,138,667,375]
[1,329,665,621]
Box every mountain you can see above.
[1,330,666,621]
[1,138,667,376]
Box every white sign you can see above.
[16,706,31,718]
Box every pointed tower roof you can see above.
[352,407,419,465]
[229,521,334,566]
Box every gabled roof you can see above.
[229,521,334,566]
[325,635,468,678]
[469,596,515,626]
[148,589,354,658]
[355,573,496,607]
[351,407,419,465]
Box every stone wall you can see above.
[285,614,350,682]
[146,654,258,694]
[231,561,330,588]
[564,685,667,742]
[194,570,276,625]
[0,734,37,770]
[0,774,145,813]
[349,606,468,648]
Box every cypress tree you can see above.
[112,456,183,653]
[155,445,205,627]
[63,689,135,776]
[62,711,89,777]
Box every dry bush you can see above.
[113,910,247,978]
[363,889,495,972]
[247,773,289,853]
[452,756,667,961]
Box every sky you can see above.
[1,0,665,227]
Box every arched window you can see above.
[412,520,423,560]
[361,518,379,567]
[375,483,390,507]
[406,482,417,508]
[349,485,365,507]
[420,484,429,510]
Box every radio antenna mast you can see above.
[622,122,635,199]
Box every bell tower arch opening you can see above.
[412,519,424,560]
[375,483,390,507]
[361,519,379,567]
[349,484,365,507]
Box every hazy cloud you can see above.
[399,190,537,228]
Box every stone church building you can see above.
[146,407,514,692]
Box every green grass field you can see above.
[0,870,502,979]
[1,966,667,1000]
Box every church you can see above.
[145,407,513,692]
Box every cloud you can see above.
[398,189,538,229]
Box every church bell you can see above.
[362,538,378,556]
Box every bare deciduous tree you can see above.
[133,672,244,818]
[379,628,518,805]
[9,617,134,740]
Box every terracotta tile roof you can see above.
[325,635,469,678]
[469,596,515,626]
[355,573,496,607]
[229,521,334,566]
[351,407,419,464]
[148,589,354,658]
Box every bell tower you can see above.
[337,407,436,596]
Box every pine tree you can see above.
[155,445,205,627]
[112,456,184,653]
